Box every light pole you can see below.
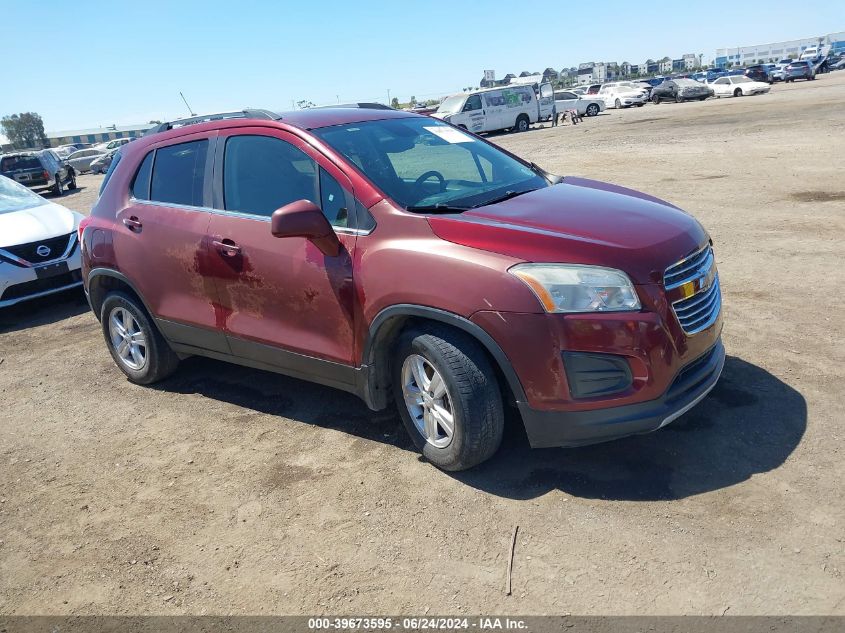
[387,89,391,106]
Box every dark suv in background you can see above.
[0,149,77,195]
[82,108,724,471]
[744,65,772,84]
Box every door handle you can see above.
[212,239,241,257]
[122,216,142,231]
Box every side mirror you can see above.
[270,200,341,257]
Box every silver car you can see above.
[90,149,118,174]
[65,148,107,174]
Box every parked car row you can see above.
[0,149,77,196]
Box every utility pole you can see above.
[387,88,391,106]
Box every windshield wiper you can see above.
[470,189,537,208]
[406,203,470,213]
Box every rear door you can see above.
[112,132,229,352]
[538,82,554,119]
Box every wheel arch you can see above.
[361,304,528,412]
[87,268,153,322]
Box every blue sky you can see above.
[3,0,843,132]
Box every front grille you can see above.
[665,245,721,335]
[1,269,82,301]
[2,233,74,265]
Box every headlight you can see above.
[510,264,641,313]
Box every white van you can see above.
[432,83,554,133]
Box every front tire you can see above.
[67,170,77,190]
[392,327,504,471]
[100,292,179,385]
[734,88,743,97]
[614,98,622,109]
[652,94,660,104]
[586,103,599,117]
[53,174,63,196]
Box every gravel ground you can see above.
[1,74,843,616]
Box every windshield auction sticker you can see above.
[424,126,474,143]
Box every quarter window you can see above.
[131,151,154,200]
[150,140,208,206]
[223,135,317,218]
[319,168,349,228]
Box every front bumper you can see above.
[0,249,83,308]
[518,339,724,447]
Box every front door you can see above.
[112,132,229,352]
[205,128,357,374]
[461,94,486,133]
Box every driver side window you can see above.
[463,95,482,112]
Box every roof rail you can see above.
[147,109,281,135]
[311,102,393,110]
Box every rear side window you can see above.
[223,135,317,217]
[100,151,123,196]
[131,151,153,200]
[150,140,208,206]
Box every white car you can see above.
[710,75,771,97]
[596,82,648,108]
[0,175,83,307]
[553,90,606,117]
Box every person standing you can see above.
[551,102,558,127]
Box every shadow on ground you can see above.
[0,288,89,334]
[453,355,806,500]
[154,353,803,502]
[155,356,414,451]
[42,185,89,200]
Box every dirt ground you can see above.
[1,74,844,616]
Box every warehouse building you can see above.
[45,123,155,148]
[715,31,845,68]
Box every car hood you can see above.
[0,200,83,248]
[426,177,708,284]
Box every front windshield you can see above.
[313,117,548,210]
[435,95,465,115]
[0,175,46,214]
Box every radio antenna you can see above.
[179,92,196,117]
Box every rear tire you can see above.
[67,170,77,190]
[392,326,504,471]
[100,292,179,385]
[514,114,529,133]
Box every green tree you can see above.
[148,120,162,125]
[1,112,48,149]
[390,97,400,108]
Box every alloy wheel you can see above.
[401,354,455,448]
[108,307,147,371]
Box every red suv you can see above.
[81,107,723,471]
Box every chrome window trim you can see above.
[127,198,374,235]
